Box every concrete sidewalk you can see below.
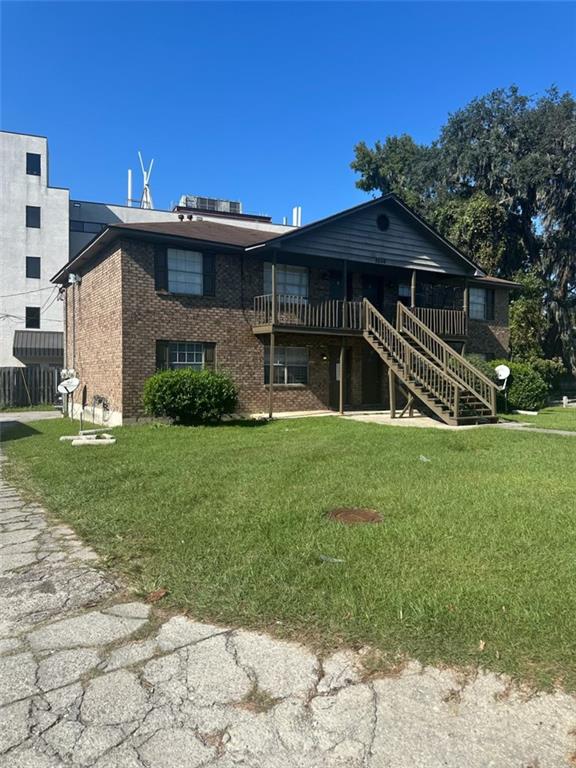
[0,455,574,767]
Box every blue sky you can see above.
[1,1,574,223]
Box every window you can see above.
[169,342,204,370]
[26,153,41,176]
[26,206,41,228]
[264,263,309,299]
[69,220,106,234]
[167,249,203,295]
[264,346,308,385]
[25,307,40,329]
[469,287,495,321]
[156,341,215,371]
[26,257,41,279]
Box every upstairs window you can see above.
[26,206,41,228]
[26,153,41,176]
[264,263,308,300]
[264,346,309,385]
[167,249,203,295]
[26,257,41,279]
[469,287,495,321]
[25,307,40,329]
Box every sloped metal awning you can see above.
[13,331,64,361]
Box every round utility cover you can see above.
[58,377,80,394]
[495,364,511,380]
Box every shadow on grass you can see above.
[0,421,41,443]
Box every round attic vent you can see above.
[376,214,390,232]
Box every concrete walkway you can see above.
[0,460,575,767]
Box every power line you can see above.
[0,286,54,299]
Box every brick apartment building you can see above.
[52,194,517,426]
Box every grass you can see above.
[500,406,576,432]
[3,416,576,690]
[0,403,58,412]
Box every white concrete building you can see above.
[0,129,292,375]
[0,131,69,367]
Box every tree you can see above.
[351,86,576,369]
[508,271,549,360]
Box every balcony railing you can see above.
[253,295,467,337]
[409,307,468,338]
[253,294,363,331]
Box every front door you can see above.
[362,347,383,406]
[361,274,384,310]
[329,347,351,410]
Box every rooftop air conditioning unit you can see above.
[178,195,242,215]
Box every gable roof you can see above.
[52,193,486,284]
[115,220,278,246]
[52,220,281,283]
[246,194,483,276]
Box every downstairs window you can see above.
[264,346,308,385]
[156,341,215,371]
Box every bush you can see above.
[465,354,497,382]
[465,355,549,411]
[143,369,238,424]
[527,357,565,391]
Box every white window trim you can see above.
[168,341,204,370]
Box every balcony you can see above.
[252,295,468,339]
[409,307,468,338]
[252,295,364,335]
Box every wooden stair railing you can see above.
[396,303,497,417]
[363,299,462,423]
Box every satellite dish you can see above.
[58,377,80,395]
[495,364,511,381]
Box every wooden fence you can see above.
[0,366,60,408]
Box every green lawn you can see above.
[0,403,58,412]
[501,406,576,432]
[3,417,576,690]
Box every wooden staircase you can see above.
[362,299,498,426]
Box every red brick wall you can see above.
[119,241,375,419]
[467,288,510,359]
[65,246,123,419]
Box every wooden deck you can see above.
[252,295,467,338]
[252,295,364,336]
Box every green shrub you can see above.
[502,361,548,411]
[143,369,238,424]
[465,354,497,382]
[465,355,549,411]
[527,357,565,391]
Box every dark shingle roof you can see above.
[112,220,276,247]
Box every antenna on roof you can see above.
[127,169,133,207]
[138,151,154,209]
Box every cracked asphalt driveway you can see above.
[0,454,575,767]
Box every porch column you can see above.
[271,252,277,325]
[389,367,396,418]
[411,269,417,307]
[268,331,275,419]
[463,278,470,314]
[339,341,345,415]
[342,259,348,330]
